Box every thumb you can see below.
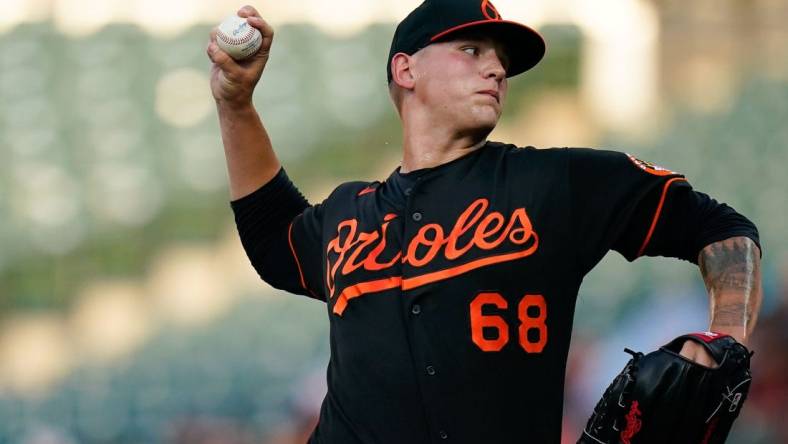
[207,41,241,73]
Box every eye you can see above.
[461,46,479,56]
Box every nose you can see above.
[482,51,506,82]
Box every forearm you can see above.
[698,236,762,345]
[217,101,281,201]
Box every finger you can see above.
[207,42,241,72]
[209,27,217,44]
[246,16,274,39]
[237,5,260,18]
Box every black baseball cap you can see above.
[387,0,546,83]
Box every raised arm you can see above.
[698,236,762,345]
[207,5,281,201]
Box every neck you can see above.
[399,108,490,173]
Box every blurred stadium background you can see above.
[0,0,786,442]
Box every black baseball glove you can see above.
[578,332,753,444]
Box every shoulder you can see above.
[488,141,569,158]
[565,147,684,177]
[493,144,685,179]
[302,179,379,222]
[324,179,382,203]
[564,146,625,162]
[487,141,570,168]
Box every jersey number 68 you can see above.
[469,292,547,353]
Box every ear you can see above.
[390,52,416,90]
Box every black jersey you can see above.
[230,142,760,444]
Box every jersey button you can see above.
[404,187,412,196]
[412,212,422,222]
[426,365,436,376]
[439,430,448,440]
[411,304,421,315]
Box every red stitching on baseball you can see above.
[217,25,256,46]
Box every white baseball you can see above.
[216,15,263,61]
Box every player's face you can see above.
[412,34,509,136]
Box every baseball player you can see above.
[206,1,763,442]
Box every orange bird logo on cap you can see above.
[481,0,501,20]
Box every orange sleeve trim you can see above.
[636,177,687,258]
[288,216,318,299]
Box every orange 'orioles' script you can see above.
[326,198,539,315]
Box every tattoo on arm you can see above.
[698,236,762,342]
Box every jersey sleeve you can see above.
[567,147,688,275]
[617,184,763,265]
[230,167,326,302]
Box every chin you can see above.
[469,115,500,134]
[461,121,497,139]
[469,105,500,125]
[454,105,500,137]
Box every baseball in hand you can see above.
[216,15,263,61]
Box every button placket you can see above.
[399,174,448,441]
[406,176,425,222]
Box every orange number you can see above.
[469,292,509,352]
[470,292,548,353]
[518,294,547,353]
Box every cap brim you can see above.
[430,20,546,78]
